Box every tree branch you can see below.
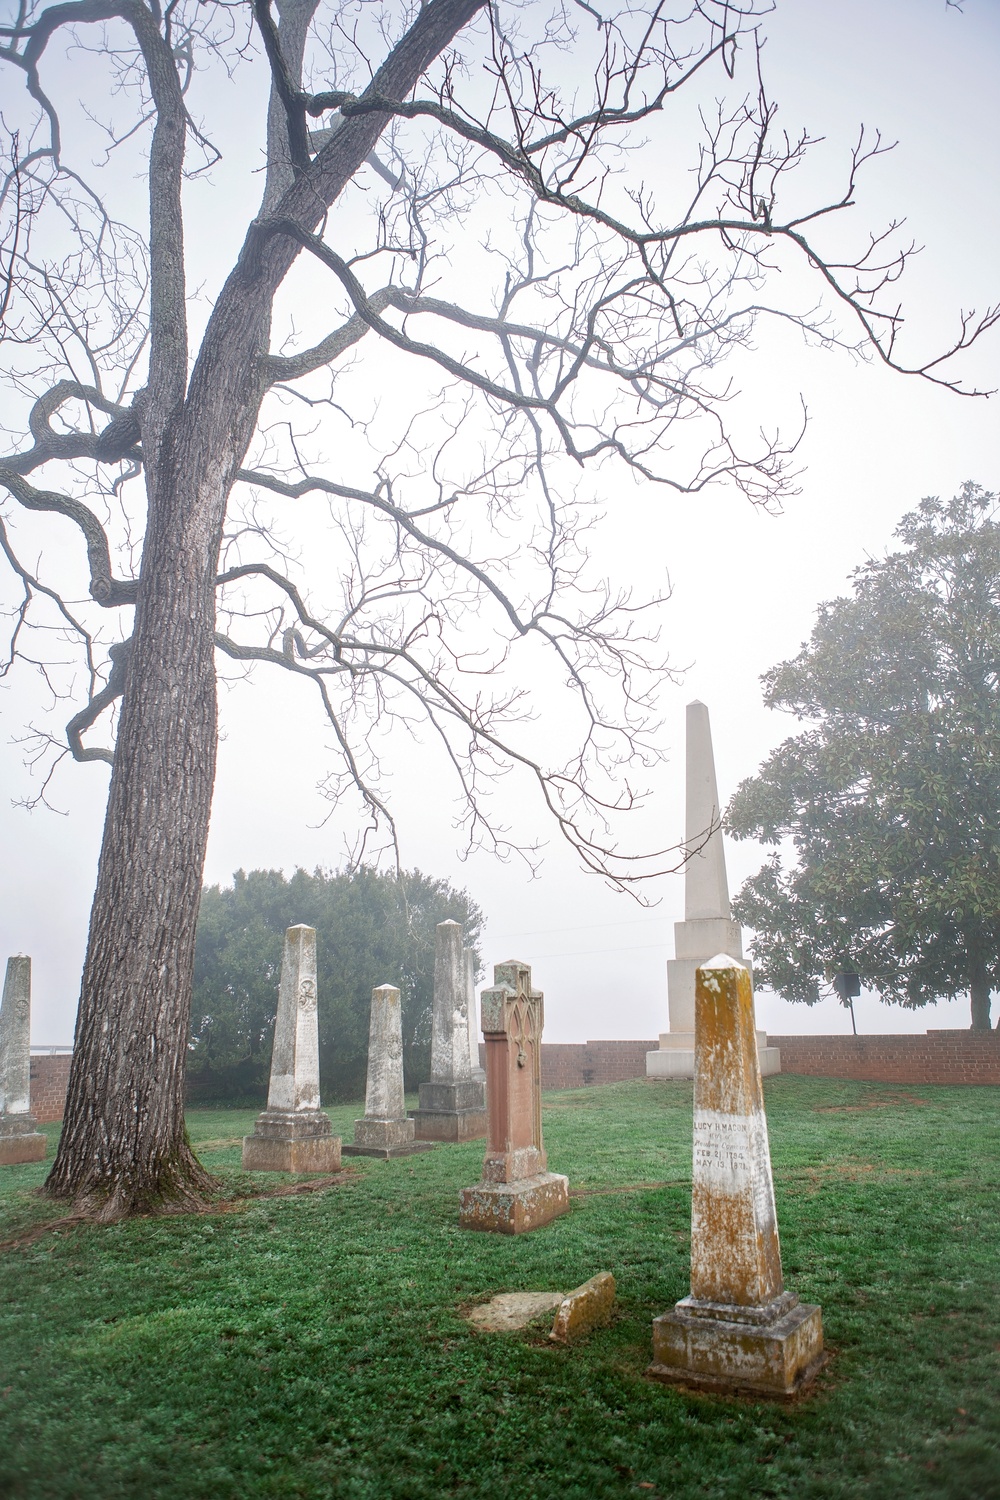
[0,467,138,604]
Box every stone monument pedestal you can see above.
[459,1170,569,1234]
[342,1115,435,1159]
[412,1078,486,1142]
[0,1115,47,1166]
[649,1292,824,1399]
[647,1030,781,1079]
[460,960,569,1235]
[242,1108,341,1173]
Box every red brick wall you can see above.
[29,1053,73,1123]
[769,1032,1000,1086]
[30,1033,1000,1122]
[483,1034,1000,1089]
[479,1040,658,1090]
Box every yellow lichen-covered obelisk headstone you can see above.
[648,954,824,1398]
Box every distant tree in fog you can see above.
[729,484,1000,1031]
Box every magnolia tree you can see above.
[0,0,993,1216]
[729,484,1000,1031]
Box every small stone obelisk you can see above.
[242,926,341,1173]
[459,959,569,1233]
[342,985,436,1159]
[0,957,46,1165]
[464,946,486,1085]
[648,955,823,1398]
[647,700,779,1078]
[411,921,487,1142]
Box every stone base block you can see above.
[459,1172,570,1234]
[241,1134,341,1173]
[411,1107,487,1142]
[353,1115,415,1150]
[646,1039,781,1079]
[0,1130,47,1165]
[646,1047,696,1079]
[758,1046,782,1077]
[647,1298,824,1399]
[418,1078,485,1112]
[342,1117,437,1158]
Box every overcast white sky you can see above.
[2,0,998,1047]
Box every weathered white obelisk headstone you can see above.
[343,985,435,1159]
[411,921,487,1141]
[0,956,46,1165]
[465,946,486,1085]
[647,700,779,1078]
[242,926,341,1172]
[648,955,823,1397]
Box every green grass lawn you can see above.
[1,1076,998,1500]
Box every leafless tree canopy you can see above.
[2,0,992,887]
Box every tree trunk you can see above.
[44,0,486,1218]
[45,451,225,1217]
[968,939,992,1033]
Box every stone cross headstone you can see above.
[647,700,780,1079]
[242,925,341,1173]
[411,920,487,1141]
[342,985,435,1159]
[648,955,823,1397]
[0,956,46,1165]
[459,959,569,1233]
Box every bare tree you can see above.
[0,0,993,1218]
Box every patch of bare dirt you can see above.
[814,1090,927,1112]
[569,1179,688,1198]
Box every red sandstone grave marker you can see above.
[459,959,569,1234]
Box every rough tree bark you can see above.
[45,0,486,1216]
[967,940,992,1033]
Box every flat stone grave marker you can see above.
[465,1273,615,1340]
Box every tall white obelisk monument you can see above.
[646,701,780,1079]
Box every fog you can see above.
[1,0,997,1046]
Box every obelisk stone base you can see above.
[411,1078,486,1142]
[647,1030,781,1079]
[342,1116,437,1159]
[242,1108,341,1173]
[0,1115,46,1165]
[648,1295,824,1400]
[459,1171,569,1234]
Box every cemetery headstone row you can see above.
[6,905,824,1397]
